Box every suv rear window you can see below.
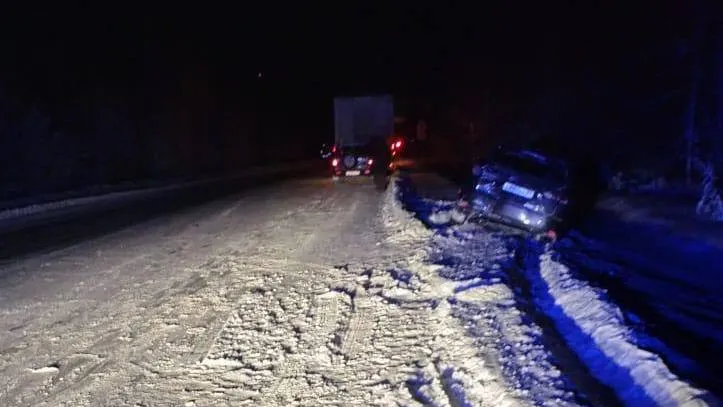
[338,146,373,156]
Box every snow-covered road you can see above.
[0,175,534,406]
[1,170,718,406]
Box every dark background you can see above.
[0,2,721,201]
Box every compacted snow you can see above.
[1,170,718,406]
[0,175,534,406]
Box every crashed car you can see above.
[457,149,571,236]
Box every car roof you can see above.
[513,150,550,162]
[497,149,570,178]
[503,149,566,165]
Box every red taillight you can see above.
[332,145,336,153]
[395,141,402,148]
[368,159,374,165]
[332,158,338,167]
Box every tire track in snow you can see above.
[6,175,548,406]
[0,188,320,407]
[270,289,345,403]
[90,177,518,406]
[181,255,506,406]
[181,259,355,405]
[339,287,372,360]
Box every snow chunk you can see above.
[29,365,60,374]
[427,208,467,226]
[429,210,452,225]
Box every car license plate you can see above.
[345,170,361,176]
[502,182,535,199]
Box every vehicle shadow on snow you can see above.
[394,175,622,406]
[392,173,458,231]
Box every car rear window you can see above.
[339,147,373,156]
[494,152,567,182]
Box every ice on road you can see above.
[0,176,528,406]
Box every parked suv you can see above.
[329,146,376,177]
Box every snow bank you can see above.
[383,179,529,406]
[382,176,433,247]
[0,160,317,224]
[531,251,713,407]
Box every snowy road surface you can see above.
[0,175,531,406]
[0,171,717,406]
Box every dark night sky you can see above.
[0,1,711,139]
[0,3,693,91]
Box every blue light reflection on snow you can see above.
[396,173,722,404]
[559,215,723,397]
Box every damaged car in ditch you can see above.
[457,148,572,238]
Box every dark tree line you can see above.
[0,73,303,201]
[415,2,723,187]
[0,10,314,202]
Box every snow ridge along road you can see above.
[0,174,536,406]
[0,159,318,232]
[526,249,715,407]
